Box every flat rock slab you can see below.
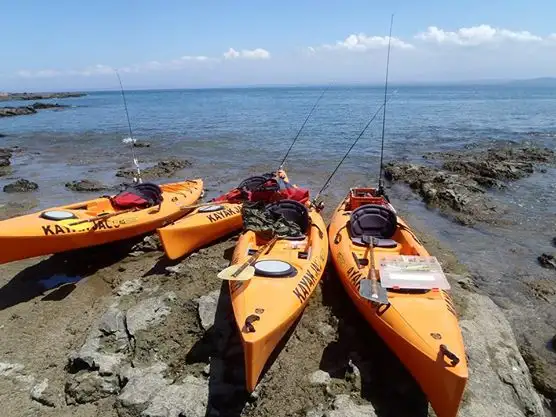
[126,294,173,336]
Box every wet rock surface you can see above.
[3,178,39,193]
[0,106,37,117]
[65,179,114,192]
[116,159,192,179]
[0,102,68,117]
[385,144,555,225]
[538,253,556,270]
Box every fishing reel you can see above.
[310,197,325,212]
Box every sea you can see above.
[1,84,555,353]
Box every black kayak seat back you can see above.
[266,199,309,235]
[349,204,397,240]
[132,182,164,205]
[238,174,279,192]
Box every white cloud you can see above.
[223,47,270,60]
[415,25,545,45]
[318,33,414,51]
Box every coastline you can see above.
[0,140,554,416]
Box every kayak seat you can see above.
[266,199,309,237]
[239,174,279,192]
[110,182,163,209]
[349,204,398,243]
[351,237,398,248]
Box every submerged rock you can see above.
[519,341,556,410]
[3,179,39,193]
[65,179,113,192]
[0,148,12,168]
[0,106,37,117]
[31,102,68,110]
[116,159,191,179]
[538,253,556,270]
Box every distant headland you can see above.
[0,92,86,101]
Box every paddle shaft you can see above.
[232,236,278,278]
[366,238,380,299]
[69,208,138,226]
[178,200,233,211]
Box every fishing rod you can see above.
[312,92,397,204]
[278,85,330,170]
[116,70,143,184]
[377,14,394,196]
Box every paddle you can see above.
[217,236,279,281]
[177,201,232,212]
[359,235,389,305]
[68,208,138,226]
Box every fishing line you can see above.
[279,84,330,169]
[116,70,142,184]
[377,14,394,195]
[313,91,396,202]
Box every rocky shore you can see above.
[0,92,85,101]
[384,144,555,225]
[0,140,554,416]
[0,214,547,417]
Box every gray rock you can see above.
[116,279,143,296]
[0,361,35,387]
[126,296,171,336]
[196,290,220,331]
[65,372,120,404]
[3,179,39,193]
[165,264,187,275]
[117,363,169,413]
[143,375,208,417]
[326,395,377,417]
[309,370,331,386]
[69,313,125,375]
[317,322,335,337]
[30,378,56,407]
[98,304,129,352]
[131,235,161,252]
[451,278,545,417]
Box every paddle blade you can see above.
[359,279,389,305]
[217,265,255,281]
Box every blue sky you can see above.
[2,0,556,90]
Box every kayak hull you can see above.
[229,207,328,392]
[158,203,243,260]
[0,179,203,264]
[328,194,468,417]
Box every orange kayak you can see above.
[0,179,203,264]
[229,200,328,391]
[328,188,468,417]
[158,202,243,260]
[158,170,310,260]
